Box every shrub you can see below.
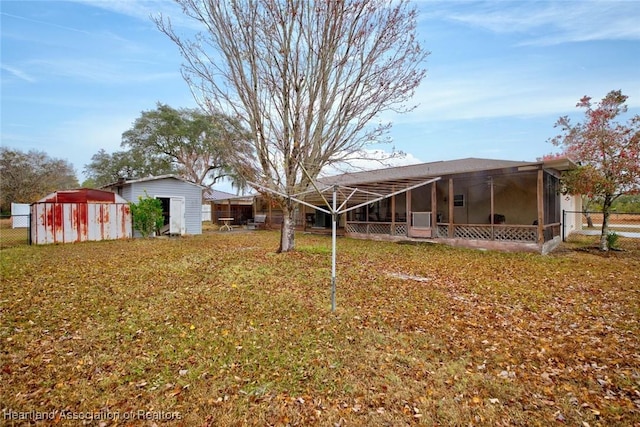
[606,231,620,250]
[130,193,163,238]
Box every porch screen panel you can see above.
[544,172,561,242]
[544,173,560,224]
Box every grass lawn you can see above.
[0,219,29,249]
[1,231,639,426]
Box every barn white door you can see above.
[169,197,186,235]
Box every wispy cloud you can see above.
[1,64,36,83]
[64,0,160,20]
[2,113,141,174]
[27,58,179,85]
[66,0,199,30]
[421,1,640,46]
[320,149,423,177]
[385,61,640,125]
[0,11,92,35]
[1,9,162,57]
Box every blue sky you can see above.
[2,0,639,188]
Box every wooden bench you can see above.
[247,214,267,230]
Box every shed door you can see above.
[169,197,186,235]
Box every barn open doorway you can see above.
[156,196,185,235]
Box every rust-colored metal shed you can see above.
[30,189,132,245]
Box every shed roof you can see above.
[35,188,128,204]
[102,174,207,189]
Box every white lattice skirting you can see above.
[347,223,538,242]
[494,227,537,242]
[393,224,407,236]
[454,225,537,242]
[345,223,407,237]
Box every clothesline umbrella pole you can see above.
[298,168,339,312]
[247,171,441,313]
[246,179,338,311]
[331,185,337,312]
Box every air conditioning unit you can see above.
[412,212,432,229]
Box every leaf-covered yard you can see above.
[1,232,639,426]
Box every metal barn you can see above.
[30,189,131,245]
[102,175,205,236]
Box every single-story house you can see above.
[203,189,255,226]
[103,175,205,236]
[294,157,578,254]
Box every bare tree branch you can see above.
[156,0,428,251]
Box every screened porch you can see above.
[305,165,563,252]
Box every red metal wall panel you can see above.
[30,202,131,245]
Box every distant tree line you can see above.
[591,195,640,213]
[0,147,78,214]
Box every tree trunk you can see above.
[585,212,594,228]
[278,202,296,253]
[582,197,594,228]
[599,196,612,251]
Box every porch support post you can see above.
[365,202,369,235]
[391,193,396,236]
[210,201,216,224]
[406,189,412,233]
[301,203,306,231]
[490,177,495,240]
[537,169,544,244]
[253,197,258,223]
[448,178,454,238]
[431,182,437,236]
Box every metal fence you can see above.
[0,214,31,247]
[563,210,640,241]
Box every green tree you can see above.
[549,90,640,250]
[130,193,164,238]
[0,148,78,212]
[157,0,428,252]
[612,194,640,213]
[121,103,253,187]
[80,178,97,188]
[83,148,177,188]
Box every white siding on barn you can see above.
[128,178,203,235]
[120,186,134,202]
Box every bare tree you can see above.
[0,148,78,212]
[156,0,428,251]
